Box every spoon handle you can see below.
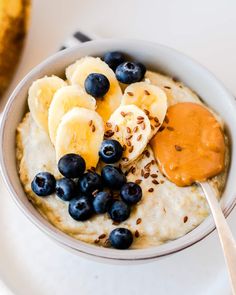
[200,181,236,295]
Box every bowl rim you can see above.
[1,38,236,262]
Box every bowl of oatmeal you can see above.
[0,39,236,263]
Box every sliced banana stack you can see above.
[106,104,151,166]
[66,56,122,122]
[122,82,168,137]
[28,76,67,133]
[48,85,96,145]
[55,107,104,169]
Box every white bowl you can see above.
[0,39,236,263]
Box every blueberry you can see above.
[31,172,56,197]
[101,165,126,189]
[120,182,142,205]
[99,140,123,164]
[108,200,130,222]
[85,73,110,98]
[55,178,76,201]
[93,191,113,214]
[109,228,133,249]
[115,61,146,84]
[103,51,125,71]
[69,196,94,221]
[79,172,103,195]
[58,154,85,178]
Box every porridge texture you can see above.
[16,55,228,249]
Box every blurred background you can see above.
[0,0,236,294]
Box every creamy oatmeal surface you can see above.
[16,70,228,249]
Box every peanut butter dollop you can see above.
[151,102,225,186]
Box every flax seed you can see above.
[144,173,150,179]
[151,174,158,178]
[151,160,155,165]
[126,135,133,140]
[135,230,140,238]
[164,116,169,123]
[128,166,134,173]
[137,116,144,120]
[131,166,136,174]
[167,126,174,131]
[149,115,154,120]
[144,150,150,158]
[141,122,146,130]
[160,180,164,184]
[141,169,144,177]
[144,109,150,116]
[126,140,131,147]
[128,146,134,153]
[105,130,114,137]
[92,189,99,196]
[127,91,134,96]
[136,218,142,225]
[123,145,127,151]
[164,86,171,89]
[137,120,144,124]
[135,179,142,185]
[137,134,142,141]
[159,126,165,132]
[92,125,96,132]
[121,111,126,117]
[151,125,155,130]
[148,188,154,192]
[94,239,100,244]
[133,126,139,133]
[106,122,112,128]
[154,117,159,123]
[152,179,159,185]
[104,239,111,248]
[112,221,120,225]
[89,120,93,126]
[172,77,179,82]
[175,145,182,151]
[144,89,150,95]
[183,216,188,223]
[99,234,106,239]
[155,122,161,128]
[144,163,151,170]
[126,126,131,133]
[115,125,119,132]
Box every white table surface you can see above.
[0,0,236,294]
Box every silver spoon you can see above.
[199,181,236,294]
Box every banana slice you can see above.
[48,85,96,145]
[145,70,200,105]
[68,56,122,122]
[28,76,67,133]
[65,59,84,83]
[106,104,151,166]
[122,82,168,137]
[55,107,104,169]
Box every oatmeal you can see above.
[16,52,228,249]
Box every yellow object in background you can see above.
[0,0,30,96]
